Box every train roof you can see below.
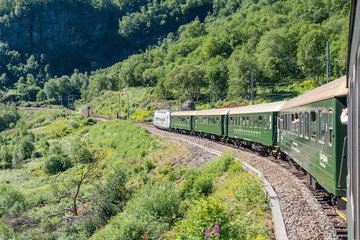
[155,109,173,114]
[281,76,348,111]
[171,111,197,116]
[228,101,287,114]
[193,108,231,116]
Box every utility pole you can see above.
[164,93,167,109]
[127,92,129,119]
[85,93,89,118]
[177,91,179,110]
[326,41,331,83]
[251,72,254,105]
[118,93,121,119]
[209,84,213,109]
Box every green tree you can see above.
[206,56,228,99]
[227,48,257,99]
[165,64,206,100]
[297,29,326,84]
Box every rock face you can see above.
[0,2,118,53]
[180,100,195,111]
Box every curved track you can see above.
[140,122,342,240]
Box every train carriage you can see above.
[170,111,196,132]
[153,109,174,129]
[278,76,348,197]
[193,108,230,139]
[347,0,360,237]
[228,101,286,150]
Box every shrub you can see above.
[193,173,214,197]
[144,158,155,172]
[70,138,93,164]
[170,198,231,239]
[94,166,128,224]
[93,181,181,240]
[0,185,26,218]
[43,143,72,174]
[1,145,12,167]
[44,154,72,175]
[0,103,20,132]
[12,136,35,167]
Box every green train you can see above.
[153,76,348,200]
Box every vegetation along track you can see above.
[15,107,346,239]
[139,122,347,240]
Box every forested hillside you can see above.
[0,0,351,107]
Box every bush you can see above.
[0,103,20,132]
[12,136,35,167]
[70,138,93,164]
[1,145,12,167]
[170,198,231,239]
[93,166,128,225]
[92,181,181,240]
[44,154,72,175]
[43,143,72,174]
[0,185,26,218]
[193,173,214,197]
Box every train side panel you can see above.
[279,98,347,196]
[170,115,192,131]
[228,112,275,147]
[194,115,224,136]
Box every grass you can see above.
[0,110,272,239]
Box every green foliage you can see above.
[70,138,93,164]
[0,184,26,218]
[12,135,35,167]
[43,143,72,175]
[93,181,181,240]
[0,103,20,132]
[170,197,231,239]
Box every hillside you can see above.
[0,0,351,108]
[0,0,213,89]
[0,108,271,239]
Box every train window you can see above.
[310,111,316,141]
[235,116,238,126]
[291,114,295,134]
[284,114,287,131]
[299,113,303,137]
[230,117,233,126]
[328,109,334,147]
[258,116,263,128]
[288,114,291,132]
[254,115,258,128]
[304,112,309,139]
[294,113,299,135]
[269,115,272,129]
[263,115,267,129]
[246,116,249,127]
[319,111,326,144]
[250,116,253,127]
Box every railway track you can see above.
[140,122,347,240]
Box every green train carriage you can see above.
[227,101,286,150]
[193,108,230,139]
[170,111,196,132]
[278,76,348,197]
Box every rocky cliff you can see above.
[0,2,118,53]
